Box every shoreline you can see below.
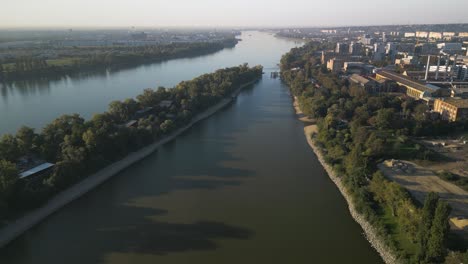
[292,96,398,264]
[0,78,259,248]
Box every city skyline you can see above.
[2,0,468,28]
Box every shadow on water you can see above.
[0,48,230,101]
[0,95,257,263]
[1,205,253,264]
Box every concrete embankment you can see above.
[293,97,398,264]
[0,79,259,248]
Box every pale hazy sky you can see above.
[2,0,468,28]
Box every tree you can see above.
[40,114,85,161]
[16,126,36,154]
[426,201,451,263]
[374,108,395,130]
[414,104,429,122]
[0,134,20,161]
[364,132,385,158]
[137,88,159,107]
[160,120,174,134]
[418,192,440,261]
[108,99,139,122]
[0,160,18,200]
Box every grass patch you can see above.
[379,205,419,260]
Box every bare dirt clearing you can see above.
[378,160,468,236]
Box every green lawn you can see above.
[380,205,419,261]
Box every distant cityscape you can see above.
[277,24,468,121]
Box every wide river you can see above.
[0,31,383,263]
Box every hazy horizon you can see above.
[2,0,468,29]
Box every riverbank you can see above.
[0,78,259,248]
[0,41,237,83]
[292,96,398,264]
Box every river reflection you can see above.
[0,32,383,264]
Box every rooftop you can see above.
[19,163,55,179]
[437,98,468,108]
[349,74,370,85]
[377,70,441,93]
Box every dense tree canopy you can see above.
[280,42,462,263]
[0,64,262,223]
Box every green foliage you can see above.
[0,64,263,223]
[279,42,464,263]
[0,160,18,200]
[425,201,452,263]
[2,41,237,82]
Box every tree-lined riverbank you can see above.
[0,76,260,248]
[293,96,397,264]
[0,65,263,242]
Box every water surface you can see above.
[0,32,383,264]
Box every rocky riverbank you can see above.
[0,78,259,248]
[293,96,398,264]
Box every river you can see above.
[0,31,383,263]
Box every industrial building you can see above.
[434,98,468,121]
[375,70,442,99]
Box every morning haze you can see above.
[2,0,468,28]
[1,1,468,264]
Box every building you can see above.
[159,100,173,108]
[454,65,468,81]
[19,163,55,181]
[349,74,382,93]
[459,32,468,38]
[395,55,417,66]
[375,70,442,99]
[434,98,468,121]
[344,62,375,74]
[321,29,337,34]
[327,58,345,73]
[404,68,451,81]
[397,43,416,53]
[125,120,138,128]
[443,32,456,37]
[134,107,154,119]
[361,34,374,45]
[404,32,416,38]
[349,42,363,55]
[415,43,438,54]
[429,32,443,39]
[437,43,463,52]
[451,87,468,98]
[321,50,335,64]
[416,31,429,38]
[336,43,349,54]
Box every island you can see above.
[0,63,263,247]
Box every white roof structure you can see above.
[19,163,55,179]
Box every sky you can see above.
[2,0,468,28]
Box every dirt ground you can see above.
[419,138,468,178]
[378,160,468,236]
[293,96,316,123]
